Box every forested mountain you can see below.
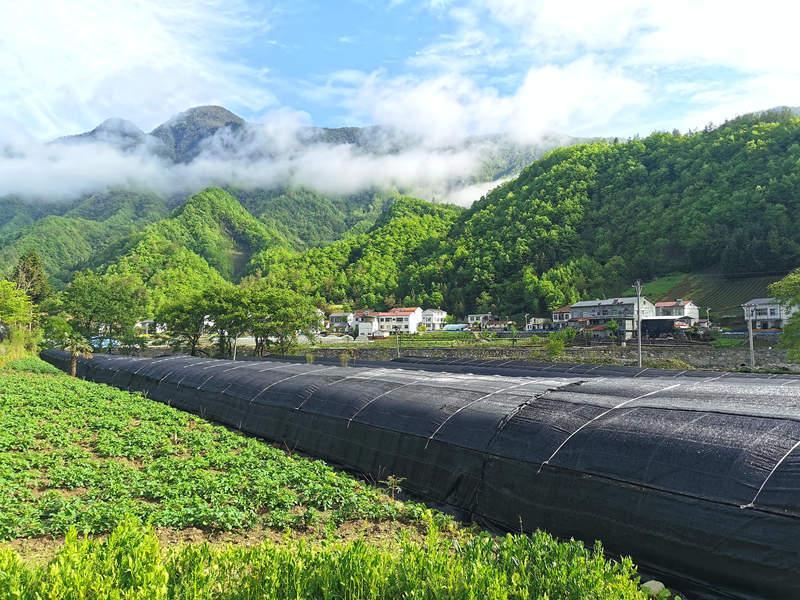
[92,190,459,316]
[4,108,800,321]
[150,106,245,163]
[1,103,563,286]
[398,109,800,316]
[233,187,391,249]
[0,186,399,286]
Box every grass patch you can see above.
[712,337,746,348]
[1,356,61,374]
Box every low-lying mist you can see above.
[0,114,537,206]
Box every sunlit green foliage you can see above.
[61,271,148,349]
[0,517,647,599]
[249,196,461,309]
[0,190,169,285]
[770,269,800,360]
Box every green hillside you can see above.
[0,190,169,285]
[249,196,462,308]
[135,187,283,280]
[233,187,390,249]
[91,188,278,313]
[400,109,800,317]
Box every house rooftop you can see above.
[553,305,572,313]
[742,298,779,306]
[655,299,694,308]
[387,307,420,314]
[572,297,641,308]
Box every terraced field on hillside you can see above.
[638,271,786,323]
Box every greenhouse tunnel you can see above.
[41,350,800,600]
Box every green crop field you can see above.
[0,358,658,598]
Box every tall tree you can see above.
[63,333,94,377]
[62,271,148,351]
[206,284,249,359]
[770,270,800,361]
[0,281,34,340]
[11,250,50,304]
[243,281,320,355]
[157,292,209,356]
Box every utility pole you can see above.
[394,326,401,358]
[633,279,643,368]
[743,304,755,369]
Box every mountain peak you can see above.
[154,105,244,131]
[150,106,245,163]
[92,117,144,136]
[54,117,146,151]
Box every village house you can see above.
[742,298,798,330]
[655,299,701,323]
[421,308,448,331]
[551,305,572,330]
[354,310,380,338]
[376,307,423,334]
[569,297,656,340]
[329,311,354,333]
[526,316,549,331]
[467,313,493,329]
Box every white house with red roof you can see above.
[376,307,423,334]
[655,299,700,324]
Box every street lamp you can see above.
[742,304,756,368]
[632,279,643,368]
[393,325,401,358]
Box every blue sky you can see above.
[2,0,800,141]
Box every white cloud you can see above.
[328,57,647,145]
[400,0,800,134]
[0,0,275,139]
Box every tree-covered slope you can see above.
[233,187,391,249]
[402,109,800,316]
[249,196,462,308]
[112,188,285,282]
[0,190,169,285]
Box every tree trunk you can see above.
[70,354,77,377]
[232,337,238,361]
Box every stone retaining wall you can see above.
[307,344,797,372]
